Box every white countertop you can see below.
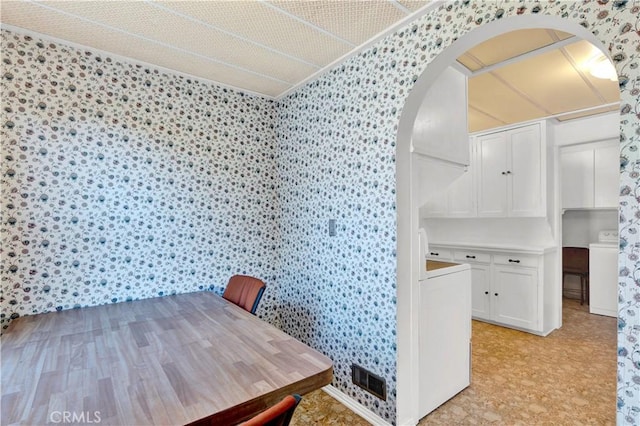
[589,242,617,249]
[422,261,470,279]
[429,241,557,254]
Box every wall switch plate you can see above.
[328,219,336,236]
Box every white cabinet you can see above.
[422,168,475,218]
[476,132,508,216]
[440,245,552,334]
[447,168,475,217]
[476,123,546,217]
[453,250,492,320]
[594,144,619,208]
[422,190,448,217]
[492,260,539,330]
[469,263,492,320]
[422,121,548,219]
[561,149,594,209]
[560,140,618,209]
[412,66,469,166]
[426,246,453,261]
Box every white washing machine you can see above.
[589,230,618,317]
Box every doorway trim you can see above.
[395,14,616,425]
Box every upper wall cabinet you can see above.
[422,121,548,219]
[421,167,474,218]
[412,66,469,166]
[476,122,546,217]
[560,140,619,209]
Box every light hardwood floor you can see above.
[293,298,616,425]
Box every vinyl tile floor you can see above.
[291,298,617,425]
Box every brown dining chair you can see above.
[562,247,589,305]
[222,275,266,315]
[240,394,302,426]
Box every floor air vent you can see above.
[351,364,386,400]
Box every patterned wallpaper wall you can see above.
[0,29,281,328]
[276,0,639,424]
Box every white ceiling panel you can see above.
[492,49,605,115]
[0,1,291,97]
[459,28,574,71]
[563,40,621,104]
[269,0,407,45]
[158,1,351,67]
[468,107,507,133]
[398,1,433,12]
[40,1,316,84]
[468,73,549,127]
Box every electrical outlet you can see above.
[328,219,336,236]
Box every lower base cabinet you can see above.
[430,244,552,334]
[492,263,538,330]
[469,264,492,320]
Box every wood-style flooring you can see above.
[292,298,616,425]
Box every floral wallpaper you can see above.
[0,29,281,328]
[276,0,639,424]
[1,0,639,424]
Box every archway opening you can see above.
[396,14,620,425]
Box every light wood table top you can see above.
[1,291,333,425]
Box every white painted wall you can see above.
[562,210,618,247]
[553,112,619,146]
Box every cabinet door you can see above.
[412,66,469,166]
[508,124,544,216]
[594,144,619,208]
[476,133,508,217]
[447,168,475,217]
[469,263,491,320]
[492,265,539,330]
[422,191,448,217]
[560,148,594,209]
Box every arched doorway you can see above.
[396,14,621,425]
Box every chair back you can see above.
[222,275,266,314]
[240,394,301,426]
[562,247,589,274]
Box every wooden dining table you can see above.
[1,291,333,425]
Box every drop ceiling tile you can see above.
[462,28,569,68]
[269,0,407,45]
[468,108,506,133]
[39,1,317,84]
[0,1,289,97]
[493,49,604,114]
[398,1,433,12]
[457,53,483,72]
[468,73,548,125]
[563,40,620,104]
[550,29,574,41]
[158,1,351,67]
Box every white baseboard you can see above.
[321,385,392,426]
